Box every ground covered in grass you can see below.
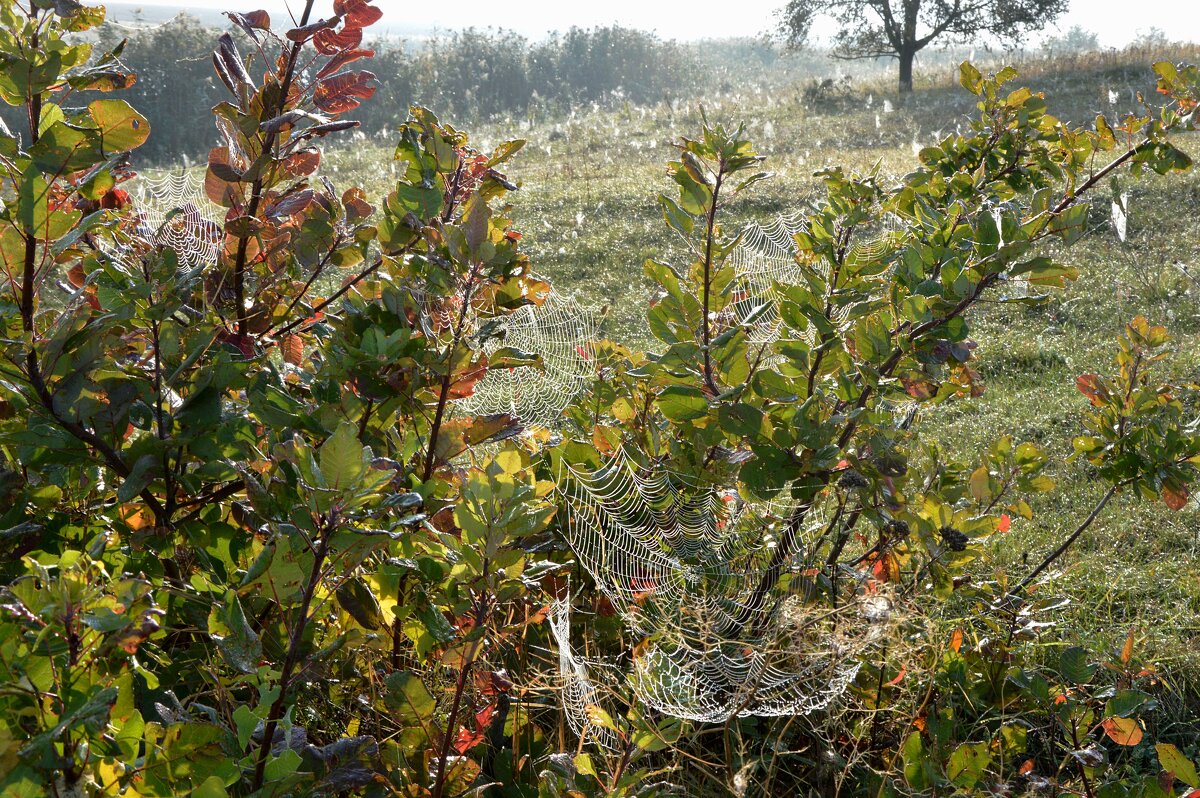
[324,50,1200,694]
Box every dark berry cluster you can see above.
[838,469,870,490]
[884,518,910,539]
[939,525,969,551]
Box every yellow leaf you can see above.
[968,466,991,503]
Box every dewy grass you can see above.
[325,50,1200,683]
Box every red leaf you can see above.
[885,665,907,687]
[313,70,377,114]
[447,358,488,400]
[283,148,321,177]
[317,47,375,79]
[901,375,937,400]
[282,335,303,366]
[997,513,1011,533]
[285,17,336,43]
[100,188,130,209]
[1076,373,1110,407]
[225,10,270,35]
[452,702,496,754]
[313,25,363,56]
[334,0,384,27]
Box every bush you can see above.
[1,1,1199,795]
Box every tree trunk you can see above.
[898,47,915,94]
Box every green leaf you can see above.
[88,98,149,152]
[1105,689,1152,718]
[657,385,708,422]
[319,421,368,491]
[1059,646,1096,685]
[659,194,694,238]
[385,670,437,723]
[947,742,991,789]
[336,576,383,630]
[207,591,262,674]
[959,61,983,95]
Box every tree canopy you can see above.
[778,0,1069,91]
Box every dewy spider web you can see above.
[729,210,907,346]
[554,446,872,726]
[729,213,808,344]
[134,171,223,268]
[548,598,621,751]
[455,293,599,428]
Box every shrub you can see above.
[1,1,1199,796]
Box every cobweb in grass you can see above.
[456,293,599,428]
[553,446,873,727]
[1112,191,1129,242]
[134,171,222,268]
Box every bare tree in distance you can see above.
[778,0,1069,92]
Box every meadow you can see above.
[325,47,1200,687]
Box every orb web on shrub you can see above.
[548,598,621,751]
[456,293,599,428]
[135,170,223,268]
[729,213,808,344]
[553,447,871,725]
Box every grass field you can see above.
[322,50,1200,696]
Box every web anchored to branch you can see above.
[134,170,223,268]
[455,293,600,429]
[729,213,809,344]
[553,447,883,728]
[729,209,908,345]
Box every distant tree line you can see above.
[70,17,703,164]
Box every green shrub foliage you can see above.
[1,0,1199,795]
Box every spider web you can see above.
[729,213,809,344]
[729,210,907,347]
[134,171,223,268]
[455,293,600,429]
[548,598,622,751]
[553,447,874,727]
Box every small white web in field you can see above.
[1111,191,1129,242]
[135,171,222,268]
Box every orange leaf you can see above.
[282,334,303,366]
[886,666,907,687]
[1164,483,1190,511]
[1121,628,1135,666]
[949,628,963,653]
[1101,716,1144,746]
[997,513,1011,533]
[1019,760,1034,776]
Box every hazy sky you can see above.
[118,0,1198,47]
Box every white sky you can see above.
[119,0,1198,47]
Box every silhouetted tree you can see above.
[778,0,1068,92]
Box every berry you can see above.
[939,525,969,551]
[838,469,870,490]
